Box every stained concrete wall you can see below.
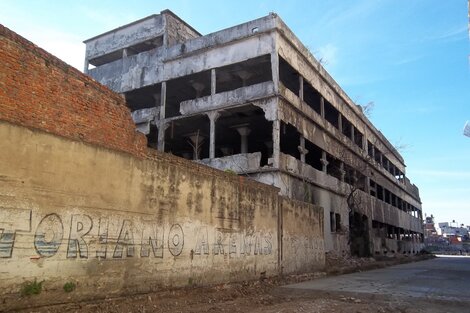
[281,198,325,273]
[0,121,324,310]
[0,23,325,310]
[84,14,165,61]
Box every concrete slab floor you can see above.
[283,256,470,302]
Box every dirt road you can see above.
[16,256,469,313]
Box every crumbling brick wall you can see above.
[0,24,146,156]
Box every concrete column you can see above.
[272,120,281,168]
[320,97,325,118]
[156,82,167,152]
[339,162,345,182]
[211,69,216,95]
[338,114,343,132]
[365,176,371,193]
[236,126,251,154]
[191,82,205,98]
[350,125,355,141]
[187,133,205,160]
[157,122,169,151]
[271,52,280,93]
[298,76,304,100]
[84,59,89,74]
[206,111,220,159]
[298,135,308,163]
[320,151,329,173]
[122,48,128,58]
[160,82,167,120]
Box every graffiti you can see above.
[140,221,164,258]
[34,214,64,258]
[0,207,278,260]
[113,220,135,258]
[213,231,224,255]
[168,224,184,256]
[67,214,93,258]
[0,208,31,258]
[193,228,273,257]
[194,226,209,255]
[96,218,108,258]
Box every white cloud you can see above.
[423,25,468,43]
[316,43,338,68]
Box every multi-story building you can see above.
[84,10,424,257]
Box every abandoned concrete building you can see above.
[84,10,424,257]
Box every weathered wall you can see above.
[0,25,325,310]
[163,10,200,46]
[0,24,146,157]
[0,121,293,309]
[281,198,324,274]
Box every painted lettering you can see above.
[194,226,209,255]
[96,217,108,258]
[113,220,135,258]
[168,224,184,256]
[34,213,64,257]
[213,231,224,255]
[140,222,164,258]
[67,214,93,258]
[0,208,31,258]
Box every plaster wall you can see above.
[0,121,323,310]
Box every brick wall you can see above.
[0,24,146,156]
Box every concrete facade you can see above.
[85,10,424,257]
[0,23,324,310]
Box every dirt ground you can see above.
[17,255,466,313]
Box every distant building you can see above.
[84,10,424,257]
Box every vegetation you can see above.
[21,279,43,296]
[63,281,76,293]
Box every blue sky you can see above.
[1,0,469,226]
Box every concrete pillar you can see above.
[211,69,216,95]
[84,59,89,74]
[191,82,205,98]
[320,151,329,173]
[320,97,325,118]
[156,82,167,152]
[188,133,205,160]
[298,76,304,100]
[271,52,280,93]
[206,111,220,159]
[122,48,128,58]
[365,176,371,193]
[298,135,308,163]
[339,162,345,182]
[157,122,169,151]
[338,114,343,132]
[350,125,355,141]
[160,82,167,120]
[272,120,281,168]
[237,70,252,87]
[236,126,251,154]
